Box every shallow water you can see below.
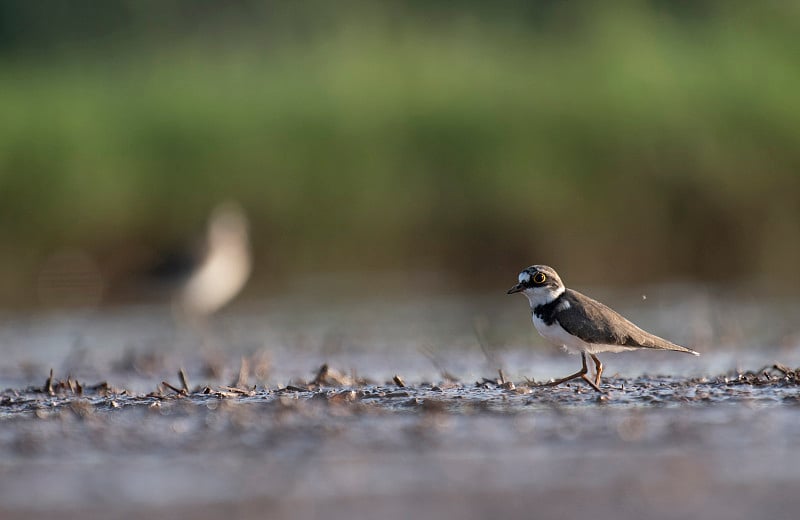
[1,288,799,519]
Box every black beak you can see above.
[507,283,524,294]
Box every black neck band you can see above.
[532,292,564,326]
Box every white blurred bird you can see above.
[174,201,252,319]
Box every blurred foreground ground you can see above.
[1,283,799,519]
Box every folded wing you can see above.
[557,290,699,355]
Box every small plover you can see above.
[508,265,698,391]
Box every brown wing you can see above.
[557,290,699,355]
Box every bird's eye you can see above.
[533,272,546,284]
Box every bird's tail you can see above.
[642,334,700,356]
[665,343,700,356]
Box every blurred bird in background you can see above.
[117,200,253,322]
[171,201,252,321]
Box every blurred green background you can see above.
[1,0,799,307]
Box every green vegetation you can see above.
[1,1,799,302]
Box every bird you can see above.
[174,201,252,319]
[108,200,252,318]
[507,265,699,392]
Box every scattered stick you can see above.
[393,375,406,388]
[232,357,250,388]
[312,364,329,386]
[87,381,110,395]
[498,369,515,390]
[44,368,54,395]
[148,384,164,398]
[310,364,349,386]
[179,368,190,393]
[281,385,309,392]
[161,381,185,395]
[219,386,255,396]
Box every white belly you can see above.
[531,314,635,355]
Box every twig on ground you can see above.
[161,381,186,395]
[312,364,329,386]
[179,368,190,393]
[44,368,54,395]
[232,357,250,388]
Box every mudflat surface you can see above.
[1,290,800,519]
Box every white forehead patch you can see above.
[518,272,530,284]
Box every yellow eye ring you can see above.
[533,272,546,284]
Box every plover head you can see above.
[507,264,565,307]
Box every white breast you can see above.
[532,314,585,354]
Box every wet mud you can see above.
[2,296,800,519]
[2,362,799,520]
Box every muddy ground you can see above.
[1,293,800,519]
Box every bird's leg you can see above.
[541,353,587,386]
[543,353,604,393]
[590,354,603,387]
